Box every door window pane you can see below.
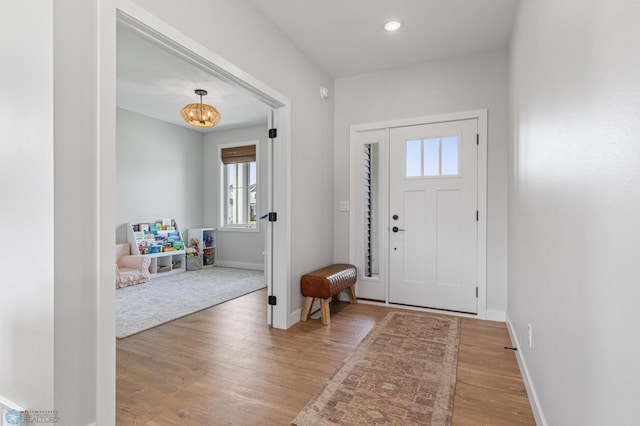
[405,135,460,178]
[441,136,459,175]
[406,139,422,177]
[423,138,440,176]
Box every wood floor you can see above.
[117,288,535,425]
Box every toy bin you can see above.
[186,256,203,271]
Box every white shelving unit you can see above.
[187,228,217,267]
[126,220,186,277]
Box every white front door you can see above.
[389,119,478,313]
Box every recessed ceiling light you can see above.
[384,20,402,32]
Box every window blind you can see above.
[221,145,256,164]
[364,144,373,277]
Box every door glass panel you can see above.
[406,135,460,178]
[441,136,459,175]
[423,138,440,176]
[405,139,422,177]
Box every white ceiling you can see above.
[116,27,271,133]
[116,1,519,131]
[252,0,519,78]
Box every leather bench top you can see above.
[301,263,357,299]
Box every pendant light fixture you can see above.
[180,89,222,128]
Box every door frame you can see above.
[349,109,488,317]
[112,1,292,326]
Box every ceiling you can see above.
[116,26,271,133]
[116,1,519,131]
[252,0,519,78]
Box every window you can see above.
[406,135,459,177]
[363,143,380,278]
[220,142,258,229]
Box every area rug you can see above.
[116,267,265,338]
[292,311,460,426]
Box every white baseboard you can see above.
[288,308,301,328]
[308,299,322,318]
[1,395,26,426]
[505,314,548,426]
[215,261,264,271]
[485,309,506,322]
[289,298,323,328]
[292,298,501,325]
[0,395,25,411]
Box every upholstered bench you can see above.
[300,263,357,325]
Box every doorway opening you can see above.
[113,7,291,329]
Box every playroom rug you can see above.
[116,267,265,338]
[292,311,460,425]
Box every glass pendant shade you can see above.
[180,89,221,128]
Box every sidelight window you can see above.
[363,143,379,278]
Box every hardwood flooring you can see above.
[117,288,535,425]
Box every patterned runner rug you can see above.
[292,311,460,425]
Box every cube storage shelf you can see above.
[126,220,186,277]
[187,228,217,268]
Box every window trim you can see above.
[218,140,260,232]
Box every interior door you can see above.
[389,119,478,313]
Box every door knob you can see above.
[392,226,405,233]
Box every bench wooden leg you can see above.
[320,299,331,326]
[301,297,314,321]
[347,285,358,304]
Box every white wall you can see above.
[204,124,268,268]
[116,108,204,241]
[508,1,640,424]
[54,0,101,424]
[5,0,331,422]
[334,49,509,313]
[132,0,335,319]
[0,1,54,411]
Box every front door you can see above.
[389,119,478,313]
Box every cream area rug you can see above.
[116,267,265,338]
[292,311,460,425]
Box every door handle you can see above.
[392,226,405,233]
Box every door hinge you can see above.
[477,134,479,145]
[476,287,479,298]
[268,212,277,222]
[268,295,277,306]
[269,128,278,139]
[476,210,479,221]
